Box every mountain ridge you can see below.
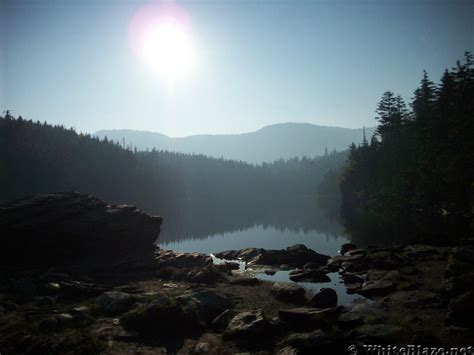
[95,122,376,163]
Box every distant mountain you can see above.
[95,123,376,163]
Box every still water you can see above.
[155,199,367,305]
[159,224,348,256]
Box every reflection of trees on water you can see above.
[148,197,344,244]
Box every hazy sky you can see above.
[1,0,472,137]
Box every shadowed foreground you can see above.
[0,194,473,354]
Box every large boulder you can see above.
[0,192,163,272]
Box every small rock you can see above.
[337,312,363,329]
[404,244,441,258]
[346,283,363,294]
[359,281,396,298]
[185,265,223,284]
[225,309,268,340]
[350,324,404,342]
[39,316,59,330]
[279,330,334,353]
[70,306,90,314]
[302,262,320,269]
[327,254,365,271]
[452,246,474,266]
[347,249,367,256]
[211,309,236,331]
[178,289,232,325]
[264,269,277,275]
[56,313,75,327]
[382,291,440,308]
[115,330,139,342]
[448,291,474,328]
[120,296,200,337]
[340,243,357,255]
[439,326,474,348]
[271,283,306,305]
[341,273,364,284]
[286,244,309,253]
[308,288,337,308]
[215,261,240,273]
[278,346,300,354]
[96,291,135,315]
[44,282,61,293]
[193,342,211,353]
[34,296,55,306]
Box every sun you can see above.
[129,1,197,82]
[140,18,195,80]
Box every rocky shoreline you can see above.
[1,240,474,354]
[1,194,473,354]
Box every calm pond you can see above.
[155,199,369,305]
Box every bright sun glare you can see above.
[129,1,196,82]
[141,19,195,80]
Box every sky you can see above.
[1,0,473,137]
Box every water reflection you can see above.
[155,198,347,255]
[153,198,372,304]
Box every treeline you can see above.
[339,53,474,243]
[0,114,180,213]
[0,114,346,216]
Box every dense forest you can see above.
[339,53,474,244]
[0,113,346,217]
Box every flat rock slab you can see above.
[279,330,335,353]
[288,269,331,283]
[278,307,341,330]
[155,249,212,269]
[350,324,404,343]
[382,290,440,308]
[359,281,396,298]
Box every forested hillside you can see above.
[0,114,347,215]
[339,53,474,243]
